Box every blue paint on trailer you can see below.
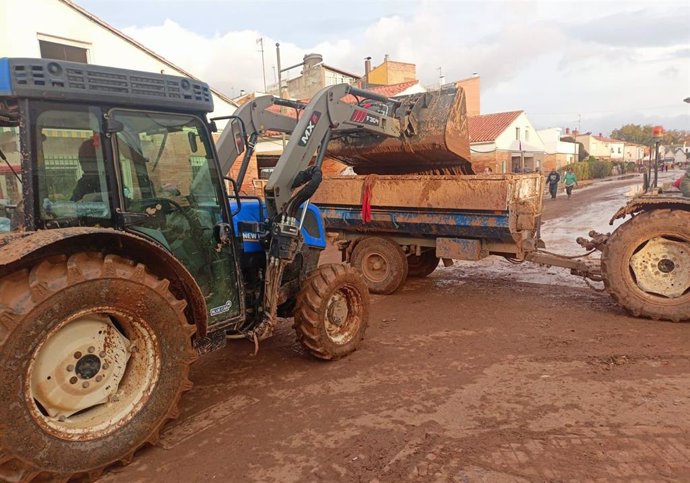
[318,206,513,242]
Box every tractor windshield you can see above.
[0,127,22,233]
[111,109,241,324]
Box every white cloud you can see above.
[120,0,690,133]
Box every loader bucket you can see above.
[326,85,473,175]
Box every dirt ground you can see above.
[102,171,690,482]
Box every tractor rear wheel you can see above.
[407,250,440,278]
[602,209,690,322]
[350,236,408,294]
[0,252,196,482]
[293,264,369,360]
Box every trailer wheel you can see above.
[602,209,690,322]
[407,250,440,278]
[0,252,196,481]
[293,264,369,360]
[350,236,408,294]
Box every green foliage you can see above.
[561,158,638,180]
[610,124,690,146]
[589,159,612,178]
[610,124,654,146]
[561,161,589,180]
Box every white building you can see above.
[469,111,546,173]
[0,0,237,123]
[537,128,579,169]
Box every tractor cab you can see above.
[0,57,244,328]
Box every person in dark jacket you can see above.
[71,138,101,202]
[546,168,560,199]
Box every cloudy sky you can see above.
[78,0,689,135]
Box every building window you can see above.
[515,127,520,141]
[39,40,88,63]
[525,128,530,142]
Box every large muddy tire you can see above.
[407,250,440,278]
[602,209,690,322]
[350,236,408,294]
[0,252,197,482]
[294,264,369,360]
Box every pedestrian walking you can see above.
[546,168,560,199]
[563,168,578,199]
[679,168,690,197]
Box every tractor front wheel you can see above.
[293,264,369,360]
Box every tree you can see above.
[610,124,654,145]
[610,124,690,146]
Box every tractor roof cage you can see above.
[0,58,214,112]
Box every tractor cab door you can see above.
[109,109,242,328]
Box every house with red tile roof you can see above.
[469,111,546,173]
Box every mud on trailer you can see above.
[312,173,690,322]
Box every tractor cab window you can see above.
[0,127,22,232]
[111,109,240,323]
[34,108,111,228]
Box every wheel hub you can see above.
[630,237,690,298]
[363,252,389,282]
[327,293,348,327]
[30,314,131,419]
[324,288,359,345]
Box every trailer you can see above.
[312,173,690,323]
[312,173,551,292]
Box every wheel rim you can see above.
[361,251,390,283]
[27,309,160,441]
[629,236,690,299]
[324,285,362,345]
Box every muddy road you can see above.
[103,171,690,482]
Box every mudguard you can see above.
[609,196,690,225]
[0,227,209,336]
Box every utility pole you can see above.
[275,43,282,98]
[256,37,267,93]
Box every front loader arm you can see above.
[265,83,401,219]
[216,95,306,178]
[241,84,403,342]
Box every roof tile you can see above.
[468,111,522,142]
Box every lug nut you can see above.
[96,375,103,382]
[74,351,82,359]
[69,377,78,384]
[102,363,109,370]
[66,365,74,372]
[99,351,106,358]
[58,415,66,422]
[88,346,95,354]
[82,382,90,389]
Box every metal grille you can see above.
[9,58,213,111]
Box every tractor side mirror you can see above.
[229,118,245,155]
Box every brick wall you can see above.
[470,150,515,173]
[456,76,480,116]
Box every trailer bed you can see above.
[312,173,544,256]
